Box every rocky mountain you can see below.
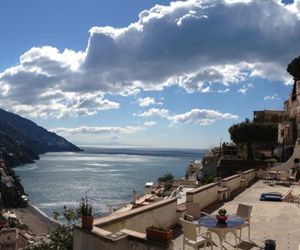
[0,108,81,165]
[0,109,82,208]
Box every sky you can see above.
[0,0,299,149]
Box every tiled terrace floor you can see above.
[174,180,300,249]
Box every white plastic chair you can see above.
[180,218,213,250]
[261,171,272,182]
[185,202,214,234]
[289,170,297,182]
[283,186,294,202]
[235,203,252,240]
[185,202,202,221]
[279,171,289,184]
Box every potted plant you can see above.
[216,208,227,223]
[78,197,93,230]
[146,224,173,243]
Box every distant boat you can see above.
[144,182,154,194]
[21,195,29,201]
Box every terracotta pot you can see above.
[82,215,93,230]
[146,227,173,243]
[216,215,228,223]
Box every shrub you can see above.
[78,197,93,216]
[158,173,174,183]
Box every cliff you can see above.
[0,109,82,208]
[0,108,81,162]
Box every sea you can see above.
[14,147,205,219]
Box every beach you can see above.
[13,204,58,235]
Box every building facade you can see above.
[251,80,300,161]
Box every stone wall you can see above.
[73,227,171,250]
[73,228,127,250]
[221,174,241,192]
[95,198,177,233]
[186,169,256,209]
[242,169,256,181]
[186,183,219,210]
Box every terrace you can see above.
[174,180,300,249]
[73,169,300,249]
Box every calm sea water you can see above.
[14,147,204,219]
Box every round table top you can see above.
[198,215,244,229]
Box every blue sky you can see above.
[0,0,299,148]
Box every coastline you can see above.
[15,148,198,220]
[13,203,59,235]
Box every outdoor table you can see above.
[198,215,244,250]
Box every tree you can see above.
[287,56,300,101]
[287,56,300,79]
[157,173,174,183]
[157,173,174,196]
[228,121,277,160]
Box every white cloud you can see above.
[238,83,254,94]
[81,0,300,91]
[238,88,247,94]
[137,97,156,107]
[1,0,300,117]
[51,125,145,136]
[217,88,230,93]
[264,94,280,101]
[143,121,157,127]
[136,108,170,118]
[201,86,211,93]
[286,0,300,17]
[176,64,250,93]
[136,107,238,126]
[168,109,239,126]
[8,91,119,119]
[50,125,146,145]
